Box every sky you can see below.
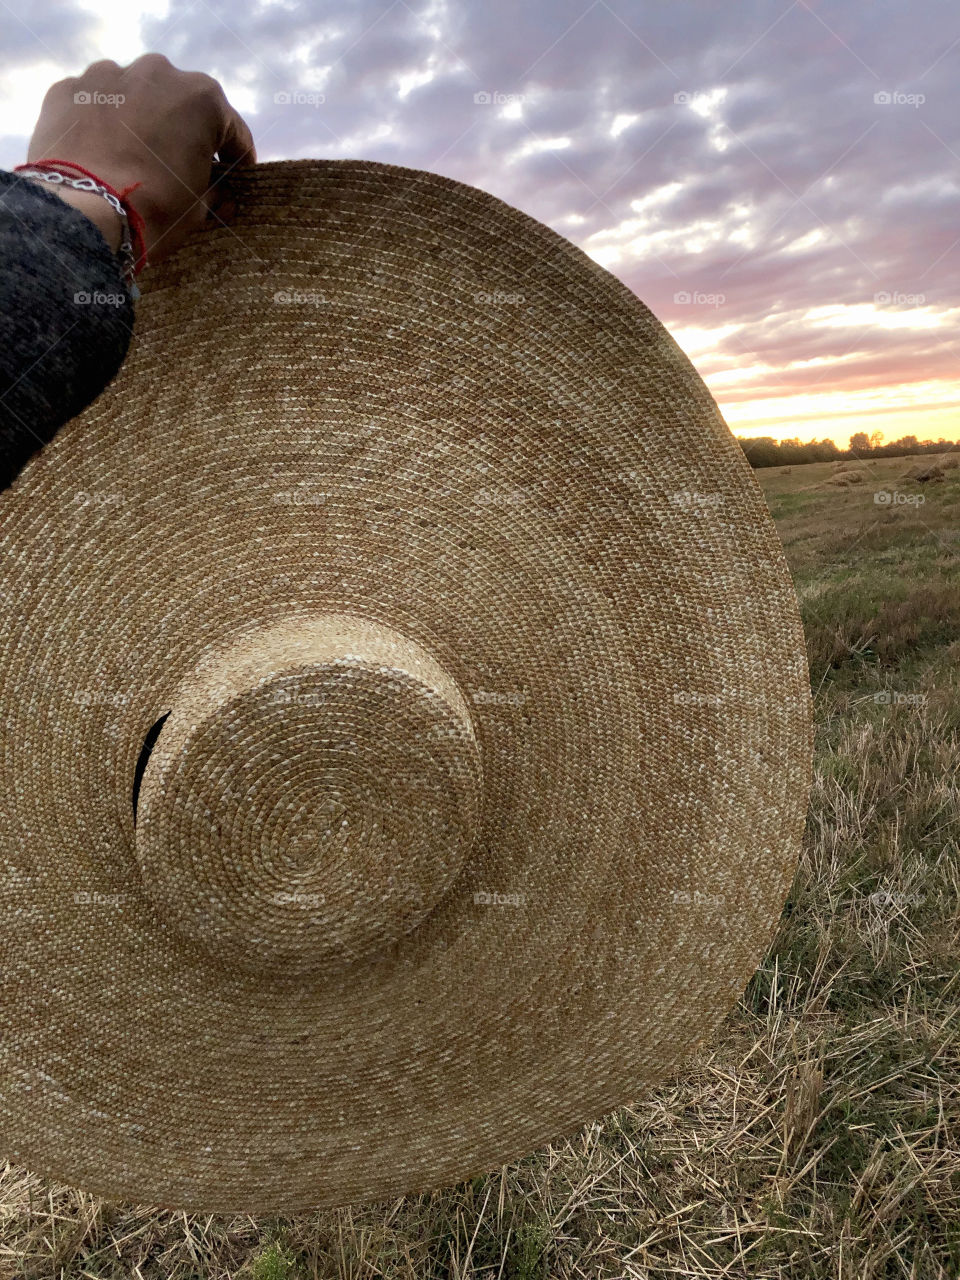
[1,0,958,447]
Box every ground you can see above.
[1,454,958,1280]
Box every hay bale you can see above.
[905,464,944,484]
[829,469,867,487]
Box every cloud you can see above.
[2,0,957,442]
[0,0,95,69]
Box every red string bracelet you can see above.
[13,158,148,276]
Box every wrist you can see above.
[30,180,124,253]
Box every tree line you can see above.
[735,432,959,468]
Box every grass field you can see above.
[1,453,958,1280]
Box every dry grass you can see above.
[1,453,958,1279]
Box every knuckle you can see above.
[188,71,226,102]
[129,51,174,74]
[40,76,86,110]
[45,75,79,96]
[82,59,121,76]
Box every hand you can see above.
[26,53,256,264]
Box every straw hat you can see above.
[0,159,812,1213]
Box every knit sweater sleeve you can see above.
[0,169,135,493]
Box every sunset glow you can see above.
[1,0,955,449]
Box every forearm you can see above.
[43,184,124,252]
[0,169,135,492]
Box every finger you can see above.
[123,52,174,76]
[205,161,236,221]
[82,58,123,80]
[157,69,255,171]
[216,107,256,170]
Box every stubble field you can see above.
[2,453,958,1280]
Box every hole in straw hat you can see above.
[132,713,170,823]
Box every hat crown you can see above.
[134,614,482,976]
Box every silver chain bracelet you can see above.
[16,167,141,299]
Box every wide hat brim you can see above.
[0,159,811,1212]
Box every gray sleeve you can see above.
[0,169,135,492]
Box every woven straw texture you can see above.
[0,159,812,1213]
